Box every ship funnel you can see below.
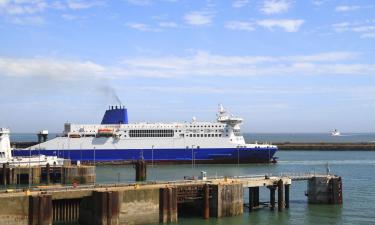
[101,105,128,124]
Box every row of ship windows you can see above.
[188,133,222,137]
[129,129,174,138]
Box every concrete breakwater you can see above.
[0,173,342,225]
[276,142,375,150]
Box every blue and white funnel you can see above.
[101,105,128,124]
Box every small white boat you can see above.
[331,129,341,136]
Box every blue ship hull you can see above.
[12,147,277,164]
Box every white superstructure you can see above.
[28,105,276,151]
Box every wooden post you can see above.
[248,187,254,211]
[204,184,210,219]
[2,163,7,186]
[285,184,290,208]
[269,186,276,210]
[46,163,50,185]
[29,195,53,225]
[135,160,147,182]
[159,187,177,223]
[277,179,285,211]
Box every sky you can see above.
[0,0,374,133]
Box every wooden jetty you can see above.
[0,172,342,225]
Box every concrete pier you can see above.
[0,173,342,225]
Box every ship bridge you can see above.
[216,104,243,127]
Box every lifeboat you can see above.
[97,128,114,137]
[68,133,81,138]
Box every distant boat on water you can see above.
[331,129,341,136]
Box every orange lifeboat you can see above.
[97,128,114,137]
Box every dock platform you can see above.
[0,173,342,225]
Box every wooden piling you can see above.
[29,194,53,225]
[203,184,210,219]
[277,179,285,211]
[46,163,50,185]
[2,163,7,186]
[248,187,254,211]
[135,160,147,182]
[269,186,276,210]
[159,187,177,223]
[285,184,290,208]
[254,187,259,208]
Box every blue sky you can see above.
[0,0,374,133]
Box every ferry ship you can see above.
[12,105,278,164]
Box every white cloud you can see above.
[0,0,47,15]
[120,51,372,77]
[261,0,292,15]
[333,21,375,38]
[158,21,177,28]
[11,15,44,25]
[225,21,254,31]
[125,22,161,32]
[66,0,103,10]
[335,5,360,12]
[361,33,375,38]
[257,19,304,32]
[1,51,372,81]
[0,57,106,80]
[184,11,214,26]
[127,0,151,6]
[232,0,249,8]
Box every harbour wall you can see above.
[0,174,342,225]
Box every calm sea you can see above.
[95,151,375,225]
[9,133,375,224]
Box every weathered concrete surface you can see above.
[62,166,96,185]
[307,176,343,204]
[210,183,243,218]
[119,188,160,225]
[0,195,29,225]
